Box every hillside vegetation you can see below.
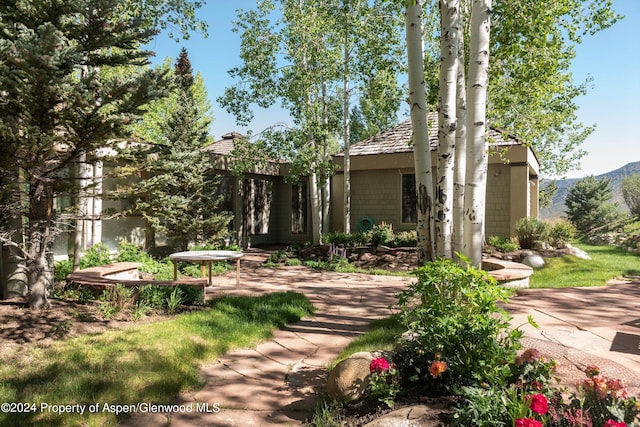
[541,161,640,219]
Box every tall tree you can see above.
[0,0,167,308]
[462,0,491,267]
[220,0,402,241]
[435,0,461,259]
[405,0,435,263]
[565,176,623,234]
[119,49,231,251]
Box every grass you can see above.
[0,292,314,427]
[529,243,640,288]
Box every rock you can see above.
[565,243,592,260]
[326,352,375,402]
[522,254,545,268]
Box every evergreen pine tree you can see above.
[564,176,623,233]
[131,48,231,250]
[0,0,167,308]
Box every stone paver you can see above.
[121,250,640,426]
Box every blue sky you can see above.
[147,0,639,179]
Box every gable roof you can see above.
[339,112,523,157]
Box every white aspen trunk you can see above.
[343,38,351,234]
[405,0,434,263]
[309,171,322,245]
[463,0,491,267]
[453,6,467,258]
[435,0,460,259]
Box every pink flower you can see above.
[515,418,543,427]
[369,357,390,374]
[527,393,549,415]
[606,378,629,399]
[604,420,627,427]
[428,360,448,379]
[584,365,601,378]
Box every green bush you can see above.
[549,219,577,248]
[514,217,550,249]
[79,243,112,269]
[322,231,367,247]
[393,230,417,247]
[394,258,521,391]
[487,236,519,252]
[136,284,203,310]
[54,259,74,282]
[369,223,394,246]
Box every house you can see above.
[0,118,538,299]
[331,113,540,238]
[202,132,313,248]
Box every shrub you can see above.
[515,218,550,249]
[549,220,577,249]
[79,243,112,269]
[322,231,367,247]
[488,236,520,252]
[369,223,394,246]
[54,259,74,282]
[393,230,417,247]
[394,258,522,391]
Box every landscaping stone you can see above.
[565,243,592,260]
[522,254,545,268]
[326,352,375,402]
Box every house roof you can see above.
[338,112,524,157]
[202,131,243,155]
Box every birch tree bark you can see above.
[453,2,467,257]
[435,0,460,259]
[463,0,491,267]
[405,0,434,263]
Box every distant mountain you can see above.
[540,161,640,220]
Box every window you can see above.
[243,178,271,235]
[402,174,417,223]
[291,181,308,234]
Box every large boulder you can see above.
[522,254,545,269]
[326,352,375,402]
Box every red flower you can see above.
[369,357,390,374]
[604,420,627,427]
[527,393,549,415]
[428,360,448,379]
[515,418,543,427]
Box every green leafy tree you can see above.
[486,0,620,176]
[564,175,624,234]
[219,0,403,242]
[0,0,168,309]
[124,49,231,251]
[539,180,559,209]
[418,0,620,176]
[622,174,640,218]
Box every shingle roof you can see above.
[202,131,243,155]
[339,112,522,157]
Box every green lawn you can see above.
[529,244,640,288]
[0,292,314,427]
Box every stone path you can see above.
[121,250,640,426]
